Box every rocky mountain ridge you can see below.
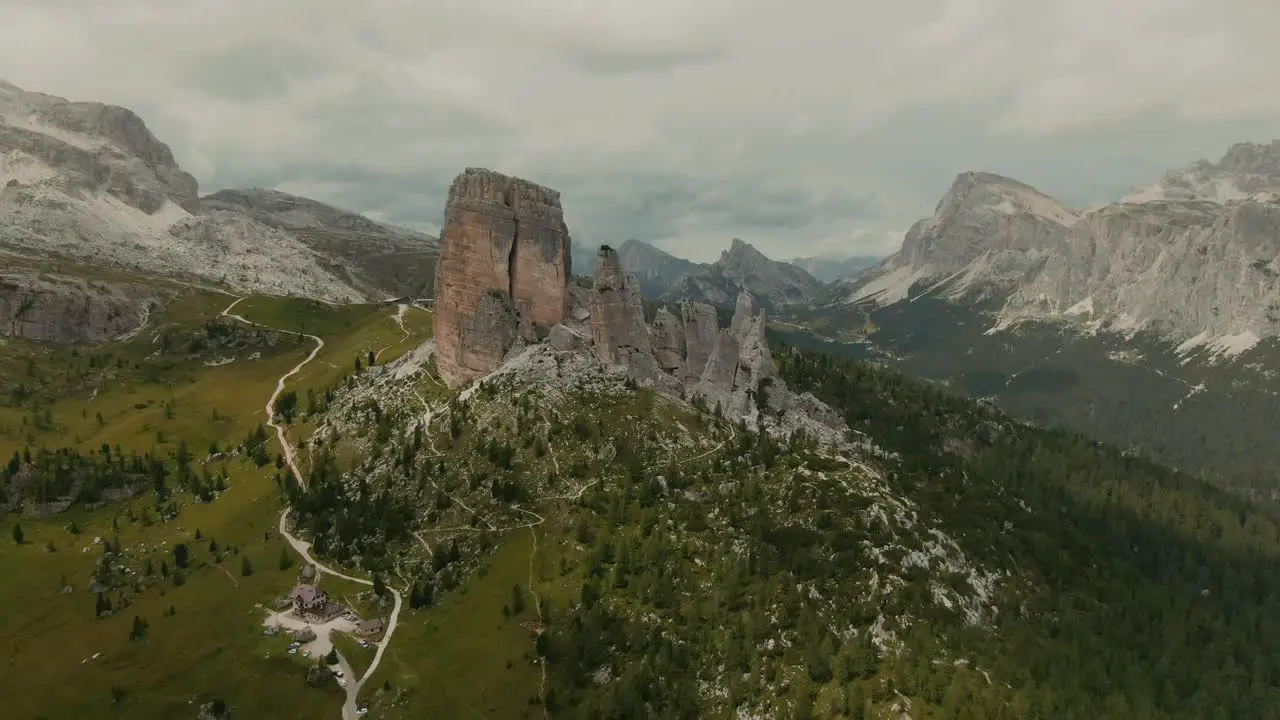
[1123,140,1280,203]
[612,238,700,297]
[593,237,825,310]
[843,141,1280,361]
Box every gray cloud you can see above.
[2,0,1278,263]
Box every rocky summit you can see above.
[433,168,573,387]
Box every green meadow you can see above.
[0,292,432,719]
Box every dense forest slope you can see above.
[778,347,1280,718]
[283,332,1280,718]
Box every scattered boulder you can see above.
[549,324,584,352]
[198,700,232,720]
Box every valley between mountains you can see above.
[5,79,1280,720]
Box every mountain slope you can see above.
[276,320,1280,719]
[0,79,365,303]
[788,254,881,283]
[613,238,700,297]
[841,143,1280,354]
[803,140,1280,503]
[201,188,439,299]
[840,172,1077,307]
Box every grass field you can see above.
[352,511,592,719]
[0,292,434,719]
[0,460,344,719]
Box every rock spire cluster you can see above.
[431,168,844,434]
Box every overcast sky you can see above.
[3,0,1278,262]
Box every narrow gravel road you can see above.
[221,297,405,720]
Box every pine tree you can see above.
[129,615,149,641]
[240,555,254,577]
[11,523,22,544]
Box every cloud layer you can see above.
[3,0,1278,261]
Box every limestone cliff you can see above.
[0,270,160,344]
[0,78,365,302]
[434,168,572,387]
[843,142,1280,360]
[590,246,651,366]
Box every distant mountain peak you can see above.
[1123,137,1280,203]
[845,138,1280,357]
[719,237,768,264]
[934,171,1078,228]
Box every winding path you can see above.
[221,297,405,720]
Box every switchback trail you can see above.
[221,297,404,720]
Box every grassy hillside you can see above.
[0,293,430,719]
[9,282,1280,719]
[283,335,1280,719]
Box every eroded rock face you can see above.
[681,301,719,382]
[0,273,157,344]
[578,269,846,433]
[650,308,685,372]
[434,168,572,387]
[549,324,584,352]
[590,246,651,366]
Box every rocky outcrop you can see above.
[692,292,785,417]
[650,308,685,372]
[583,260,845,432]
[680,301,719,382]
[590,246,651,366]
[201,188,439,299]
[434,168,572,387]
[429,173,845,434]
[0,272,158,344]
